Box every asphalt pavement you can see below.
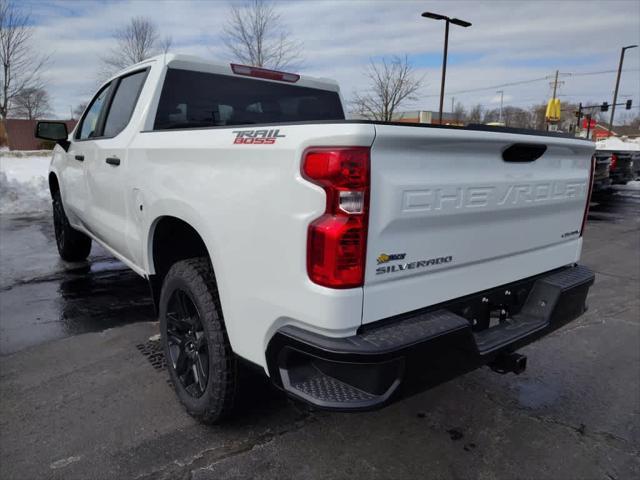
[0,186,638,479]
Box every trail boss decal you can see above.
[376,255,453,275]
[232,129,286,144]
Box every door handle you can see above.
[105,157,121,166]
[74,154,84,162]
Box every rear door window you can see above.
[103,70,148,137]
[154,68,344,130]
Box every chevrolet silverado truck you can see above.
[36,54,596,423]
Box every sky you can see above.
[21,0,640,120]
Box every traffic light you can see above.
[600,102,609,112]
[626,99,633,110]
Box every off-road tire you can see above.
[159,257,237,424]
[52,191,92,261]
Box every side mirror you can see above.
[35,121,70,151]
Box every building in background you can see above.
[0,119,77,150]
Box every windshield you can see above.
[154,68,345,130]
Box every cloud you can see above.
[22,0,640,117]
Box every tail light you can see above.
[580,155,596,236]
[610,153,617,171]
[302,147,370,288]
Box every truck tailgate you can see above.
[363,125,594,324]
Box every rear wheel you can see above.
[159,258,237,423]
[52,191,92,261]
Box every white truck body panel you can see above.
[49,54,595,371]
[363,125,593,323]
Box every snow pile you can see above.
[0,153,52,215]
[596,137,640,152]
[618,180,640,190]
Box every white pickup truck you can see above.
[37,54,595,423]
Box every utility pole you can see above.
[546,70,564,131]
[496,90,504,124]
[552,70,559,99]
[576,102,583,134]
[451,96,455,114]
[608,44,638,136]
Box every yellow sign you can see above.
[545,98,561,122]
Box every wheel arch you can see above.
[147,215,213,311]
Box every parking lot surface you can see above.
[0,187,639,479]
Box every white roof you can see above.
[103,53,340,93]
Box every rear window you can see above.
[154,68,344,130]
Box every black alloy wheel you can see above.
[159,258,237,423]
[165,288,209,398]
[53,196,66,250]
[51,190,92,261]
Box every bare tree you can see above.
[351,56,424,122]
[452,102,466,124]
[12,86,51,119]
[223,0,302,69]
[482,107,499,124]
[158,34,173,54]
[528,103,547,131]
[72,102,87,120]
[0,0,49,120]
[467,103,482,124]
[624,113,640,128]
[100,16,172,77]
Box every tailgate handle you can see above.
[502,143,547,162]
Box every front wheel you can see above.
[159,258,237,423]
[52,191,92,261]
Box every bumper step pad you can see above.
[291,370,376,405]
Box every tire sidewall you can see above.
[52,192,67,254]
[51,191,91,261]
[159,265,224,416]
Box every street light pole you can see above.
[608,44,637,136]
[421,12,471,125]
[439,19,449,125]
[497,90,504,124]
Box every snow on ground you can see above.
[1,152,52,215]
[616,180,640,190]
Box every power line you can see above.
[426,68,640,97]
[566,68,640,77]
[424,76,551,97]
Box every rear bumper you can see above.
[266,264,594,411]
